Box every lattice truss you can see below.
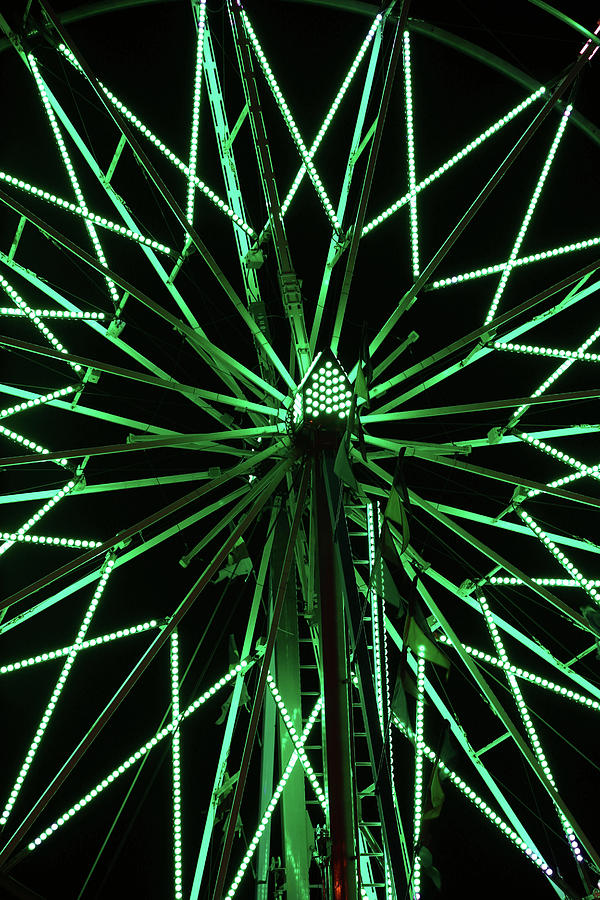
[1,1,600,898]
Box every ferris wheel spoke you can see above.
[483,104,572,325]
[402,31,419,282]
[361,86,546,238]
[310,14,384,355]
[0,445,283,615]
[428,234,600,290]
[400,558,600,871]
[186,0,207,228]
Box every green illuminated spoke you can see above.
[186,0,207,225]
[394,715,554,877]
[413,646,425,900]
[0,170,172,254]
[280,13,381,218]
[57,44,255,239]
[0,555,116,827]
[508,318,600,427]
[516,507,600,605]
[0,386,77,419]
[0,307,105,320]
[495,340,600,364]
[0,478,75,557]
[29,55,120,309]
[0,274,81,373]
[0,532,101,548]
[240,11,341,231]
[429,235,600,289]
[27,656,255,852]
[362,87,546,236]
[224,697,323,900]
[478,591,583,861]
[170,631,183,900]
[484,105,572,325]
[266,674,327,810]
[436,634,600,712]
[516,431,600,501]
[403,31,419,279]
[0,621,160,674]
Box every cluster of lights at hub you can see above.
[281,14,381,217]
[0,273,82,374]
[403,32,419,280]
[484,105,572,325]
[0,555,116,827]
[361,86,546,236]
[489,575,600,588]
[170,631,183,900]
[266,674,327,809]
[437,634,600,712]
[0,307,105,319]
[225,698,323,900]
[27,656,253,850]
[0,621,159,675]
[516,507,600,606]
[240,11,340,231]
[430,235,600,289]
[29,54,121,309]
[0,531,101,548]
[0,386,77,420]
[57,44,256,239]
[478,592,583,862]
[0,170,172,255]
[186,0,207,225]
[304,359,352,419]
[0,479,75,557]
[394,716,554,877]
[413,646,425,900]
[509,320,600,427]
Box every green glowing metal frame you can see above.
[1,3,600,899]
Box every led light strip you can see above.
[0,531,101,548]
[515,431,600,502]
[0,555,116,826]
[0,273,81,374]
[186,0,207,225]
[170,631,183,900]
[280,14,381,217]
[394,715,554,877]
[413,646,425,900]
[478,592,583,861]
[240,11,341,231]
[366,503,384,725]
[494,340,600,363]
[516,507,600,606]
[484,105,572,325]
[224,697,323,900]
[362,87,546,236]
[437,633,600,712]
[403,31,419,279]
[0,386,77,420]
[29,55,120,309]
[430,235,600,288]
[27,656,254,850]
[0,170,172,254]
[0,307,104,319]
[0,621,159,674]
[266,674,327,809]
[0,479,75,557]
[489,576,600,588]
[57,45,256,238]
[508,300,600,428]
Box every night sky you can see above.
[1,1,600,898]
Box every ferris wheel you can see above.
[1,1,600,898]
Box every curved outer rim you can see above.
[2,0,599,146]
